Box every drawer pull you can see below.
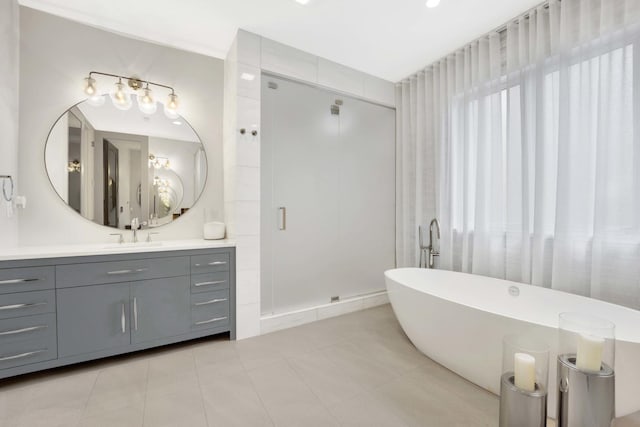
[195,316,228,326]
[0,349,46,362]
[0,302,46,311]
[107,268,149,275]
[121,303,126,334]
[194,280,226,287]
[0,325,47,336]
[194,261,227,267]
[194,298,228,306]
[0,278,41,285]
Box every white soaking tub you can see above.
[385,268,640,418]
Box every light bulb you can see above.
[83,77,97,96]
[164,92,179,119]
[137,84,157,115]
[110,79,132,111]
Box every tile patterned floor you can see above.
[1,304,635,427]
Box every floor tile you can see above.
[247,359,339,426]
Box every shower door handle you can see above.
[278,207,287,231]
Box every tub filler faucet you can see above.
[428,218,440,269]
[418,218,440,269]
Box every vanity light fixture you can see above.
[295,0,310,4]
[82,71,180,118]
[426,0,441,8]
[149,154,171,170]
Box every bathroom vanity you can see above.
[0,240,235,379]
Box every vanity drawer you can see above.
[190,253,230,274]
[191,289,230,330]
[0,313,56,346]
[0,290,56,320]
[191,272,229,293]
[0,267,55,295]
[0,334,57,371]
[56,256,190,287]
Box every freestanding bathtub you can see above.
[385,268,640,418]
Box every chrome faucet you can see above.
[428,218,440,269]
[131,218,140,243]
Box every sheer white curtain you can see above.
[396,0,640,308]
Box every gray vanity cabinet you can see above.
[57,283,131,358]
[130,277,190,344]
[0,246,235,380]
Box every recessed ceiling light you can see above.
[240,72,256,81]
[295,0,310,4]
[172,120,182,125]
[426,0,440,8]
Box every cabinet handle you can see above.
[107,268,148,275]
[0,325,47,336]
[133,297,138,331]
[195,316,228,326]
[194,261,227,267]
[121,303,126,334]
[0,278,41,285]
[194,280,226,287]
[278,207,287,230]
[0,349,46,362]
[193,298,228,306]
[0,302,46,311]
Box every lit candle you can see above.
[514,353,536,392]
[576,333,604,372]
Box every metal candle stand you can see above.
[556,354,615,427]
[499,372,547,427]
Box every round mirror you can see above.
[45,95,207,230]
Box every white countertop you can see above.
[0,239,236,262]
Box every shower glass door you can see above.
[261,75,395,315]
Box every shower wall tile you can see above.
[364,75,395,106]
[237,63,261,100]
[318,58,365,97]
[234,167,260,201]
[236,269,260,305]
[237,30,261,68]
[261,38,318,83]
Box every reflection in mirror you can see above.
[45,95,207,230]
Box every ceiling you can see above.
[19,0,542,82]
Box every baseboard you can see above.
[260,291,389,335]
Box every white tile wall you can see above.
[318,59,365,97]
[261,38,318,83]
[225,30,395,339]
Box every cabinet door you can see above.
[57,283,130,358]
[130,277,190,344]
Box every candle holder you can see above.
[499,334,549,427]
[557,313,615,427]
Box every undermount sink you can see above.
[102,242,163,250]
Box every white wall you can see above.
[224,30,395,339]
[0,0,20,249]
[18,7,224,245]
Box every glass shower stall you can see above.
[261,75,396,315]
